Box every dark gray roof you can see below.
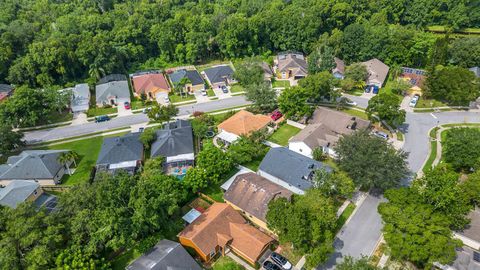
[97,74,127,85]
[96,133,144,165]
[126,239,202,270]
[169,69,204,86]
[0,150,68,180]
[469,67,480,77]
[151,120,194,158]
[259,147,332,191]
[203,65,234,84]
[0,84,13,93]
[0,181,39,208]
[95,80,130,104]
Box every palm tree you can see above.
[57,151,79,175]
[68,151,79,167]
[88,63,106,81]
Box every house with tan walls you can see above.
[216,110,272,145]
[223,172,292,233]
[168,68,205,93]
[274,52,308,80]
[130,71,171,102]
[177,202,274,265]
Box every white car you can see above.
[164,96,170,104]
[409,95,419,107]
[201,90,207,96]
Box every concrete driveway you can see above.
[117,99,133,116]
[319,194,385,270]
[193,90,210,103]
[212,86,232,99]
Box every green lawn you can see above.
[272,79,290,88]
[169,93,196,103]
[87,107,117,117]
[230,84,245,93]
[268,124,301,146]
[45,111,73,124]
[336,203,356,231]
[37,136,106,185]
[415,98,447,108]
[339,108,369,120]
[212,256,245,270]
[207,88,216,97]
[396,132,404,141]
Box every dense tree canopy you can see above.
[335,130,409,191]
[366,93,406,127]
[443,128,480,170]
[0,125,24,155]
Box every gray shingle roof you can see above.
[169,69,204,86]
[126,239,202,270]
[203,65,234,84]
[0,84,13,93]
[71,83,90,112]
[97,74,127,85]
[151,120,194,158]
[95,80,130,104]
[259,147,332,191]
[0,181,39,208]
[96,133,144,165]
[0,150,68,180]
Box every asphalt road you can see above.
[319,194,385,270]
[24,96,250,144]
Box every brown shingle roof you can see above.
[178,203,273,263]
[291,107,370,149]
[217,110,272,136]
[362,58,389,86]
[224,173,292,222]
[277,53,308,77]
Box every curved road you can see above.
[24,96,251,144]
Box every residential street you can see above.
[319,194,385,270]
[24,96,250,144]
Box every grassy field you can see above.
[207,88,215,97]
[87,107,117,117]
[169,93,196,103]
[45,111,74,124]
[427,25,480,34]
[340,108,369,120]
[268,124,301,146]
[230,84,245,93]
[212,256,245,270]
[336,203,356,231]
[415,98,448,108]
[272,79,290,88]
[37,136,105,185]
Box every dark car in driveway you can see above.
[263,261,282,270]
[221,85,229,93]
[270,252,292,270]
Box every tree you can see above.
[140,128,157,150]
[227,136,268,165]
[460,170,480,206]
[388,79,411,95]
[298,71,336,102]
[448,37,480,68]
[0,125,24,155]
[337,256,382,270]
[191,113,215,139]
[56,248,110,270]
[344,63,368,82]
[142,156,166,177]
[277,86,313,120]
[443,128,480,170]
[366,93,406,127]
[244,82,277,113]
[425,66,480,105]
[234,58,264,86]
[147,104,178,123]
[57,151,76,175]
[378,188,462,267]
[313,170,355,199]
[0,204,66,269]
[335,130,409,191]
[308,45,335,74]
[174,77,191,97]
[266,189,337,266]
[312,147,327,161]
[339,77,357,92]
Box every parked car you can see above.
[221,85,229,93]
[409,95,419,107]
[271,109,283,121]
[142,107,151,114]
[201,90,207,96]
[95,115,110,123]
[270,252,292,270]
[263,261,281,270]
[337,97,357,106]
[124,101,131,109]
[373,130,389,140]
[164,96,170,104]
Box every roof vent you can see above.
[308,164,314,169]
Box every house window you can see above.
[34,190,37,195]
[209,249,216,258]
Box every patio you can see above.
[165,161,194,179]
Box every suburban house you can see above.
[362,58,390,92]
[436,208,480,270]
[0,84,14,102]
[70,83,90,113]
[95,74,130,107]
[202,65,236,89]
[258,147,332,195]
[178,202,274,265]
[401,67,427,88]
[223,172,292,232]
[131,71,171,102]
[332,57,345,79]
[168,68,205,93]
[262,62,274,81]
[0,181,58,211]
[289,107,371,158]
[151,120,194,177]
[126,239,201,270]
[0,150,71,186]
[96,132,144,175]
[469,67,480,77]
[274,52,308,80]
[217,110,272,145]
